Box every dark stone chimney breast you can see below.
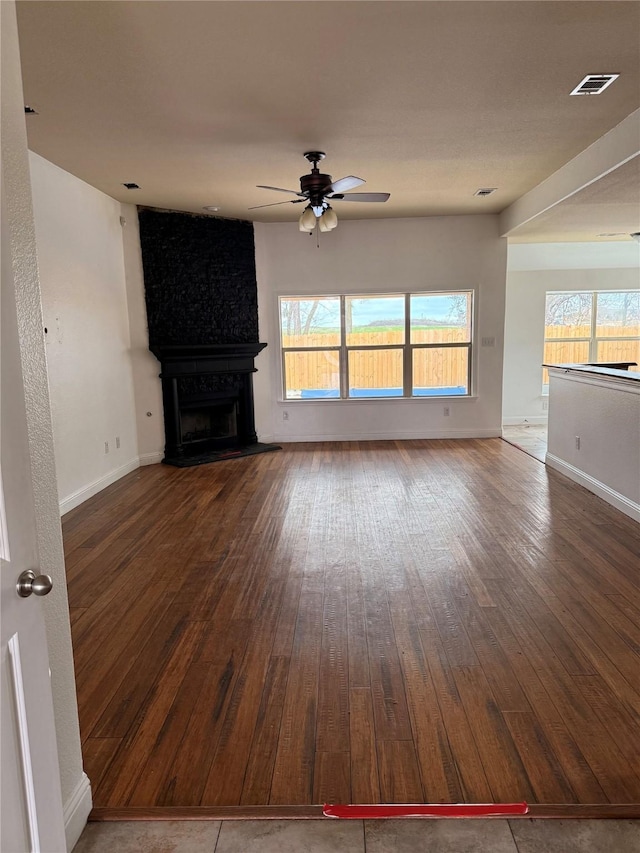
[138,208,258,347]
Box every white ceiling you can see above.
[15,1,640,241]
[509,154,640,242]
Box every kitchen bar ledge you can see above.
[543,361,639,383]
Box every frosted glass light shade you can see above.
[299,207,316,232]
[320,208,338,231]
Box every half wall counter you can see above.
[544,363,640,523]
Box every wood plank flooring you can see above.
[62,439,640,810]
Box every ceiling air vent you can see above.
[474,188,497,197]
[24,105,38,114]
[122,182,140,190]
[570,74,619,96]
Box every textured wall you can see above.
[254,215,507,443]
[30,153,140,509]
[138,208,258,346]
[120,204,164,463]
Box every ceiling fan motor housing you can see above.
[250,151,388,214]
[300,172,333,204]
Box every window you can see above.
[543,290,640,389]
[279,292,473,400]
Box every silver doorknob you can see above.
[16,570,53,598]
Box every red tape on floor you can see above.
[323,803,529,819]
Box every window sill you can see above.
[277,396,478,405]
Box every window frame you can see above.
[279,290,474,401]
[543,290,640,392]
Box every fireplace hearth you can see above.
[151,343,279,467]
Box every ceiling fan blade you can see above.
[248,199,306,210]
[330,192,391,203]
[329,175,365,194]
[256,185,304,196]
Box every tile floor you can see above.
[74,818,640,853]
[501,423,548,463]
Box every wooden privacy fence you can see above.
[283,324,640,393]
[543,323,640,382]
[544,324,640,339]
[282,328,470,391]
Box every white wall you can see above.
[253,215,507,442]
[29,154,140,511]
[546,370,640,521]
[503,242,640,424]
[120,204,164,464]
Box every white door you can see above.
[1,186,66,850]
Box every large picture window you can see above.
[543,291,640,389]
[279,291,473,400]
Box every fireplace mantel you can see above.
[151,343,267,378]
[151,342,272,466]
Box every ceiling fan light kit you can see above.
[321,207,338,230]
[300,203,338,234]
[299,207,317,232]
[254,151,390,235]
[318,208,338,233]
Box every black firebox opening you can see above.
[180,401,238,450]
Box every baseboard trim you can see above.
[58,452,165,514]
[273,429,502,443]
[59,458,141,515]
[502,417,548,426]
[64,773,92,851]
[545,453,640,523]
[89,803,640,821]
[138,451,164,466]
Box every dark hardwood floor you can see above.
[62,439,640,813]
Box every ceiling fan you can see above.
[249,151,390,232]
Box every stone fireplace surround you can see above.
[151,342,277,466]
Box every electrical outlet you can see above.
[104,441,109,454]
[282,411,289,421]
[116,436,120,449]
[575,436,581,450]
[542,399,549,411]
[443,406,450,417]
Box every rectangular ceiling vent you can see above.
[474,188,497,197]
[570,74,619,95]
